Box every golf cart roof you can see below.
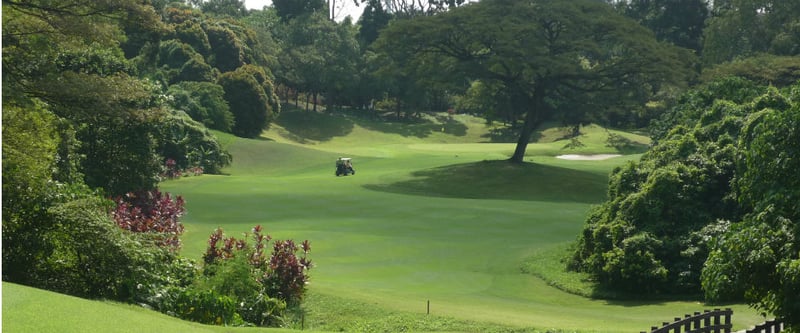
[338,157,351,161]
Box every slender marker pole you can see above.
[427,300,430,315]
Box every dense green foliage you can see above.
[4,0,800,330]
[218,64,280,137]
[700,54,800,87]
[570,79,799,323]
[198,0,248,18]
[702,0,800,65]
[167,81,234,132]
[375,0,693,162]
[702,84,800,327]
[275,12,362,111]
[4,189,195,304]
[612,0,708,53]
[146,2,281,138]
[194,225,311,325]
[273,0,326,21]
[2,0,235,196]
[157,111,233,173]
[2,0,232,324]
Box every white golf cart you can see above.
[335,157,355,176]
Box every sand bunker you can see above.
[556,154,622,160]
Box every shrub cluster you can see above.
[108,194,311,327]
[569,79,800,331]
[203,225,313,307]
[161,158,204,180]
[569,78,798,297]
[148,225,313,327]
[111,189,186,251]
[156,111,232,175]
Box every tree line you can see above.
[3,0,799,329]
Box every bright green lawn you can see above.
[2,283,300,333]
[2,111,764,333]
[159,111,762,332]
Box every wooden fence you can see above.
[643,309,786,333]
[742,319,783,333]
[642,308,732,333]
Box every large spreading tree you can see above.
[375,0,693,162]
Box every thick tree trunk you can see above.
[509,88,544,163]
[313,92,318,112]
[509,109,537,163]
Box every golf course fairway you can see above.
[160,112,764,333]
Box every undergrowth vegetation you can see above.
[569,78,800,328]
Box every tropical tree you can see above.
[199,0,248,18]
[156,39,216,84]
[239,6,282,71]
[217,64,279,137]
[3,0,172,195]
[700,54,800,87]
[318,17,362,109]
[356,0,392,47]
[204,21,249,73]
[167,81,235,132]
[702,84,800,329]
[570,78,800,302]
[375,0,693,162]
[156,111,233,174]
[273,0,327,21]
[2,0,197,303]
[614,0,709,54]
[355,0,466,17]
[703,0,800,65]
[275,12,361,111]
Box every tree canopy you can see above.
[703,0,800,65]
[375,0,694,162]
[613,0,708,54]
[701,83,800,326]
[4,0,800,328]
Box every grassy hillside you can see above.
[4,110,763,333]
[1,282,300,333]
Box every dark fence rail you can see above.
[642,308,732,333]
[743,319,783,333]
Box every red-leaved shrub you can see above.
[111,189,185,250]
[203,225,312,306]
[262,239,312,305]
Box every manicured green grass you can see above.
[1,282,301,333]
[158,110,763,332]
[4,110,764,333]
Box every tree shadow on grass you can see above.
[275,109,471,141]
[352,115,438,138]
[363,160,609,203]
[480,126,544,143]
[433,115,469,137]
[275,110,354,142]
[351,112,468,139]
